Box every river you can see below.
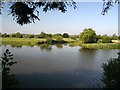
[1,44,118,88]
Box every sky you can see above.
[0,2,118,36]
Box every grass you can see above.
[63,38,75,43]
[1,38,47,46]
[1,37,75,46]
[1,38,120,49]
[80,43,120,49]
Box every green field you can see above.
[1,38,120,49]
[1,38,75,46]
[81,43,120,49]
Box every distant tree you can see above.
[79,28,97,43]
[56,35,63,42]
[52,33,62,39]
[46,37,53,44]
[16,32,23,38]
[10,33,16,38]
[118,36,120,40]
[102,52,120,88]
[63,33,69,38]
[112,34,118,40]
[69,35,79,40]
[29,34,34,38]
[102,36,112,43]
[23,34,34,38]
[0,33,2,37]
[2,33,9,38]
[37,32,46,38]
[96,35,102,39]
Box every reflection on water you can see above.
[1,45,118,88]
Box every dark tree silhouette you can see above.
[0,0,76,25]
[1,49,18,88]
[102,0,119,15]
[0,0,119,25]
[102,52,120,88]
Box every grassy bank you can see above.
[1,38,120,49]
[1,38,46,46]
[1,38,75,46]
[80,43,120,49]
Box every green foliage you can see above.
[23,34,34,38]
[56,36,63,42]
[118,36,120,40]
[39,32,46,38]
[1,49,18,88]
[10,33,16,38]
[35,32,48,38]
[102,36,112,43]
[2,33,9,38]
[52,33,62,39]
[80,43,120,49]
[102,52,120,88]
[112,34,118,40]
[46,37,53,44]
[16,32,23,38]
[79,28,97,43]
[1,1,76,25]
[69,35,79,40]
[63,33,69,38]
[0,33,2,37]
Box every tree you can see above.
[23,34,34,38]
[16,32,23,38]
[40,32,46,38]
[0,33,2,37]
[102,0,119,15]
[112,34,118,40]
[52,33,62,39]
[1,49,18,88]
[102,36,112,43]
[69,35,79,40]
[79,28,97,43]
[56,35,63,42]
[10,33,16,38]
[0,1,76,25]
[0,0,118,25]
[118,36,120,40]
[2,33,9,37]
[102,52,120,88]
[63,33,69,38]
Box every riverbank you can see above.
[81,43,120,49]
[1,38,75,46]
[1,38,120,49]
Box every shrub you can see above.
[102,36,112,43]
[102,52,120,88]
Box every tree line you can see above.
[0,28,119,43]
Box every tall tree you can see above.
[79,28,97,43]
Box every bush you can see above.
[79,28,97,43]
[102,36,112,43]
[102,52,120,88]
[63,33,69,38]
[1,49,18,88]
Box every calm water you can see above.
[1,45,118,88]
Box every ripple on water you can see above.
[15,69,104,88]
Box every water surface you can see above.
[1,45,118,88]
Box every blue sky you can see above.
[1,2,118,35]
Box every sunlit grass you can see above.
[81,43,120,49]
